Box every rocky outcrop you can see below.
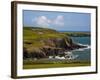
[23,37,87,59]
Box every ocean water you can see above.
[71,37,91,61]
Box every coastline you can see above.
[23,27,91,69]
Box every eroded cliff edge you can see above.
[23,27,87,59]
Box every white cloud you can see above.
[32,15,64,27]
[33,16,50,27]
[53,15,64,26]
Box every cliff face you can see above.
[23,27,86,59]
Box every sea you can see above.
[71,36,91,61]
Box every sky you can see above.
[23,10,91,31]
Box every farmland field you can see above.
[23,59,90,69]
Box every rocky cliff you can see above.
[23,27,86,59]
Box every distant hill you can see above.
[62,32,90,37]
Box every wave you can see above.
[74,43,90,51]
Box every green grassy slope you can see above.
[23,27,70,52]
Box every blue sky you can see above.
[23,10,91,31]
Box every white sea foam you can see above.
[74,43,91,51]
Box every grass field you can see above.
[23,59,90,69]
[23,63,90,69]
